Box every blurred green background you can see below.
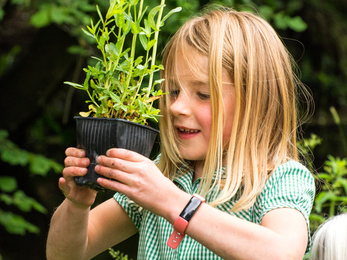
[0,0,346,259]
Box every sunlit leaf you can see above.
[0,176,17,192]
[0,211,39,235]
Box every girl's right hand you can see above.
[60,147,97,208]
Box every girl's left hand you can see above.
[95,148,188,220]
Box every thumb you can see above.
[58,177,70,197]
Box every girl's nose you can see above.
[170,92,191,117]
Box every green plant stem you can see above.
[129,0,144,107]
[338,124,347,156]
[329,200,336,217]
[124,1,140,89]
[147,0,165,98]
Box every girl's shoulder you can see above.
[268,160,314,184]
[260,160,316,201]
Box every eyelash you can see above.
[197,92,210,100]
[169,89,180,98]
[169,90,210,100]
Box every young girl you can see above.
[46,6,315,260]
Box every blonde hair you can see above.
[310,213,347,260]
[157,6,311,211]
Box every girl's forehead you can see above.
[173,46,209,76]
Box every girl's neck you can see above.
[193,160,204,182]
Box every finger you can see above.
[65,147,86,158]
[62,166,88,178]
[97,176,130,194]
[64,156,90,167]
[97,155,140,173]
[58,177,70,196]
[95,164,131,184]
[106,148,145,162]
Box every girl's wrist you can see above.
[165,191,192,225]
[65,198,91,212]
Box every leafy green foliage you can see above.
[306,108,347,233]
[0,130,63,235]
[109,248,132,260]
[310,156,347,228]
[298,133,322,171]
[65,0,181,125]
[216,0,307,32]
[0,130,63,176]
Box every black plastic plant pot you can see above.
[74,116,159,191]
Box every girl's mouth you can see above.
[177,127,200,139]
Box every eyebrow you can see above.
[190,80,209,87]
[168,79,209,89]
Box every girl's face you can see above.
[169,47,235,166]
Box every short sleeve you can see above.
[253,161,315,251]
[113,192,143,230]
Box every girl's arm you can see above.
[182,202,307,260]
[96,148,308,260]
[46,148,138,260]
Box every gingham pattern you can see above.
[114,160,315,259]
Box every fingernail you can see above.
[80,168,87,174]
[95,165,99,172]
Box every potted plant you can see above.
[65,0,181,190]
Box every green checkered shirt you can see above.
[114,159,315,259]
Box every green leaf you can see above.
[29,154,52,176]
[30,8,51,28]
[337,178,347,194]
[309,213,326,223]
[146,39,157,51]
[64,81,86,90]
[1,149,29,166]
[106,0,126,19]
[0,211,39,235]
[0,129,9,140]
[258,5,273,21]
[143,19,152,37]
[0,8,4,21]
[139,33,148,50]
[32,201,47,214]
[108,42,119,56]
[273,12,289,30]
[96,5,104,24]
[0,194,13,205]
[317,173,332,180]
[148,4,165,31]
[314,191,337,213]
[13,190,33,212]
[0,176,17,192]
[153,78,165,87]
[161,7,182,25]
[137,5,148,25]
[50,6,68,25]
[287,16,307,32]
[82,28,95,39]
[130,21,140,34]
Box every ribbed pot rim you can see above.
[74,116,159,133]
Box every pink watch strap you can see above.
[167,229,186,249]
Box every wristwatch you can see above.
[167,193,205,249]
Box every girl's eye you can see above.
[169,89,180,98]
[197,92,210,100]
